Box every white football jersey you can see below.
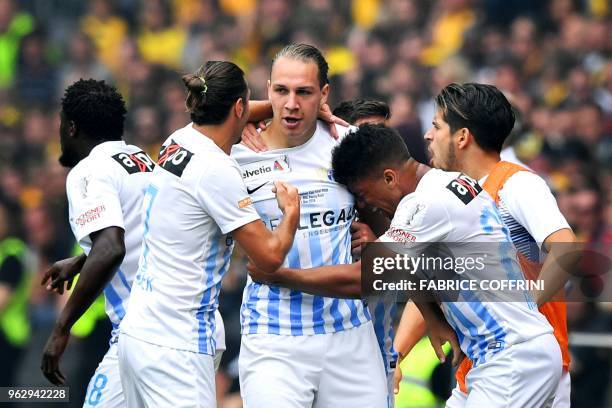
[120,124,259,355]
[380,169,552,367]
[66,141,155,342]
[482,170,571,259]
[231,121,370,336]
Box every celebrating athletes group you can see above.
[39,43,576,407]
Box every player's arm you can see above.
[248,100,273,123]
[248,193,442,300]
[248,239,462,372]
[356,206,391,237]
[248,260,362,298]
[391,301,426,394]
[233,182,300,273]
[42,165,126,385]
[247,217,378,297]
[42,227,125,385]
[249,246,461,368]
[499,172,579,305]
[41,253,87,294]
[535,228,579,305]
[394,301,427,361]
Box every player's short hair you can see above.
[332,100,355,122]
[273,43,329,88]
[435,83,515,153]
[333,99,391,124]
[182,61,248,125]
[61,79,127,141]
[351,99,391,123]
[332,124,411,188]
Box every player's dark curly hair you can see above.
[61,79,127,141]
[331,124,411,188]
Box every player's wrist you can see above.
[396,350,406,363]
[282,202,300,217]
[270,267,288,284]
[75,253,87,267]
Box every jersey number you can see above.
[86,373,107,406]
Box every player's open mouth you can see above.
[283,117,301,129]
[426,147,434,166]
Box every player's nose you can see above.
[284,92,299,110]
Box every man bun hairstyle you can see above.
[182,61,248,125]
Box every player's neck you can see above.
[79,138,106,161]
[262,120,317,149]
[399,159,420,195]
[193,123,235,155]
[459,151,500,181]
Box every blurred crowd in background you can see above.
[0,0,610,406]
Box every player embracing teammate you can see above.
[232,44,388,408]
[394,83,575,407]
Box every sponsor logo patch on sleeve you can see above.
[112,151,155,174]
[383,227,417,242]
[238,197,253,208]
[157,141,194,177]
[446,174,482,205]
[76,205,106,227]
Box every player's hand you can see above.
[41,254,86,295]
[393,363,402,394]
[246,260,280,285]
[41,327,70,385]
[241,121,268,152]
[350,220,377,252]
[426,316,464,367]
[318,103,349,140]
[272,181,299,214]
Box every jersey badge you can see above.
[446,174,482,205]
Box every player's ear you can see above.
[457,128,470,150]
[235,97,245,119]
[267,79,272,100]
[383,169,396,186]
[320,83,330,106]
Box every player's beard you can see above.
[430,138,458,171]
[58,148,79,168]
[444,139,458,171]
